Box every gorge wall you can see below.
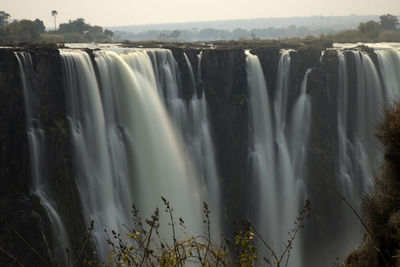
[0,42,397,266]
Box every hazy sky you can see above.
[3,0,400,28]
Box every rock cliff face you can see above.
[0,48,45,266]
[0,46,90,266]
[0,43,381,265]
[200,48,249,230]
[303,49,341,266]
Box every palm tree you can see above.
[51,10,58,31]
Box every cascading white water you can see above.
[97,50,204,234]
[61,49,216,257]
[353,51,383,183]
[16,52,71,264]
[61,50,127,258]
[246,50,277,243]
[17,43,400,266]
[123,49,221,232]
[288,68,312,187]
[337,51,353,193]
[334,48,400,260]
[336,50,382,197]
[376,48,400,105]
[185,52,221,231]
[143,49,188,134]
[183,52,196,90]
[274,50,292,129]
[247,49,311,266]
[274,50,309,267]
[16,52,47,191]
[246,45,400,266]
[197,51,203,83]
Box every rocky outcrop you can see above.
[0,47,50,266]
[301,49,342,266]
[0,46,90,266]
[200,48,249,230]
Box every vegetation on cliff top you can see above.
[0,11,113,43]
[326,14,400,42]
[1,10,399,44]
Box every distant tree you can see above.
[232,28,249,39]
[34,18,45,33]
[88,25,103,33]
[71,18,87,34]
[157,32,168,40]
[58,18,88,34]
[0,11,10,26]
[56,18,111,42]
[51,10,58,31]
[169,30,181,39]
[358,20,381,39]
[104,29,114,38]
[379,14,399,31]
[17,20,41,41]
[0,19,41,41]
[58,19,72,33]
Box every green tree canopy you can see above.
[358,20,381,39]
[0,19,41,41]
[0,11,11,26]
[379,14,399,31]
[104,29,113,38]
[34,19,45,33]
[59,18,88,34]
[55,18,113,42]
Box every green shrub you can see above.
[344,102,400,267]
[84,198,310,267]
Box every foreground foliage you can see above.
[344,102,400,267]
[0,195,310,266]
[85,198,310,267]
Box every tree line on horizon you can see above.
[0,11,113,43]
[0,11,399,43]
[113,25,337,42]
[113,14,400,43]
[329,14,400,42]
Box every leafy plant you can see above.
[87,198,310,267]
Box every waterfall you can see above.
[183,52,197,90]
[15,52,71,265]
[274,50,292,128]
[61,50,124,257]
[197,50,203,83]
[246,50,277,244]
[334,48,400,260]
[185,52,221,232]
[376,48,400,105]
[123,49,221,232]
[337,51,352,192]
[336,49,382,197]
[247,49,311,266]
[353,51,383,179]
[12,43,400,266]
[60,49,214,257]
